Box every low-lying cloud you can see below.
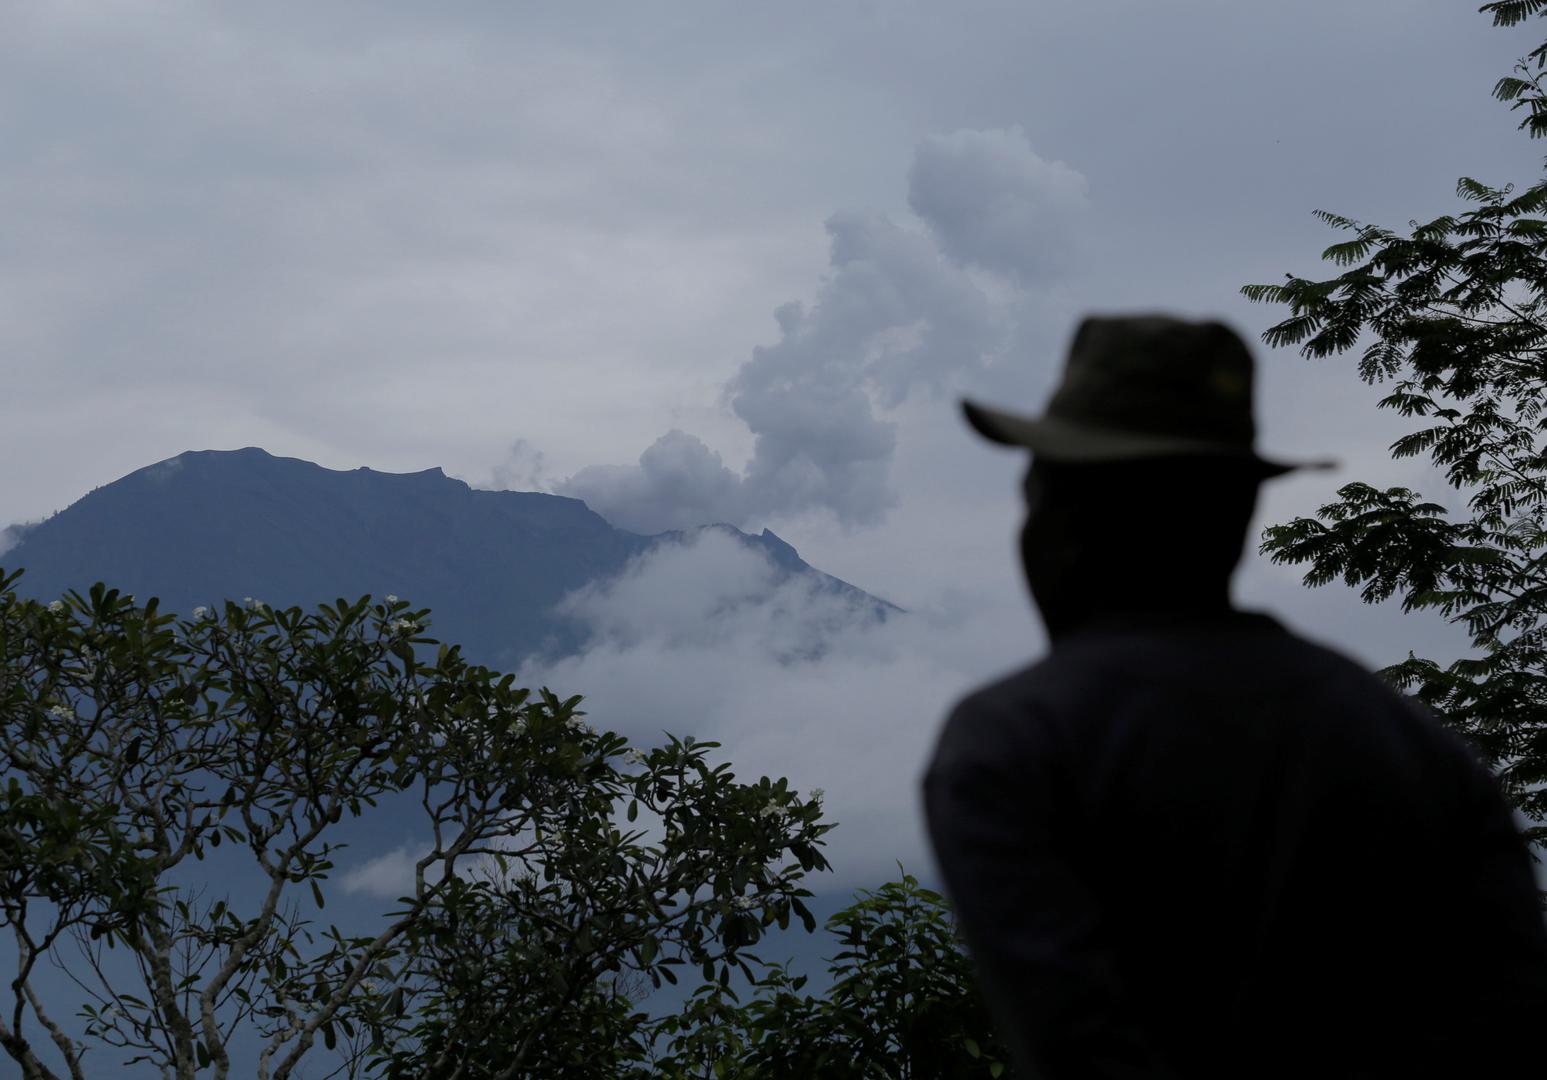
[555,527,887,659]
[556,127,1088,535]
[516,528,1039,892]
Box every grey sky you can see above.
[2,1,1540,885]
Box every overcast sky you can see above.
[4,0,1544,891]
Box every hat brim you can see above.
[962,400,1336,478]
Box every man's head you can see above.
[961,312,1334,637]
[1019,455,1264,637]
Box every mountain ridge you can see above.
[2,447,895,669]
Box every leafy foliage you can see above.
[1241,9,1547,845]
[649,868,1014,1079]
[0,571,832,1079]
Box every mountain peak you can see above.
[3,447,896,668]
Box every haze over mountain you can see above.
[1,447,896,669]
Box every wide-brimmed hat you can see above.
[963,313,1336,478]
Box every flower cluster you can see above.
[192,606,209,619]
[47,600,64,614]
[391,617,417,634]
[565,716,597,736]
[622,748,648,767]
[809,788,824,805]
[48,703,72,720]
[731,895,758,912]
[385,594,399,604]
[757,801,788,822]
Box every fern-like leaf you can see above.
[1481,0,1547,28]
[1321,238,1376,266]
[1240,282,1291,304]
[1495,75,1535,101]
[1311,209,1359,230]
[1457,177,1503,202]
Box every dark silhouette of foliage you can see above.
[1241,2,1547,845]
[0,569,1013,1077]
[650,868,1013,1079]
[0,570,832,1079]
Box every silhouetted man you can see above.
[923,315,1547,1077]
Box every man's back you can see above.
[924,609,1547,1077]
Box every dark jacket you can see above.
[922,609,1547,1078]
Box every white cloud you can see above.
[521,528,1039,892]
[559,127,1081,535]
[556,528,890,657]
[560,431,746,534]
[908,126,1090,280]
[340,843,427,900]
[484,438,550,493]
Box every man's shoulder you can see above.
[950,661,1052,719]
[1041,609,1396,699]
[928,661,1060,779]
[936,612,1446,756]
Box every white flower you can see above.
[47,600,64,613]
[243,597,252,605]
[48,704,72,720]
[391,618,416,634]
[731,895,757,911]
[252,599,266,612]
[385,594,399,604]
[758,802,788,821]
[810,788,825,805]
[192,606,208,619]
[622,748,647,766]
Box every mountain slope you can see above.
[2,448,894,669]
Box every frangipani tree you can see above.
[0,569,832,1079]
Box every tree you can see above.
[1239,1,1547,846]
[649,868,1014,1079]
[0,569,832,1079]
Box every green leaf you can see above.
[791,897,816,933]
[1321,238,1374,266]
